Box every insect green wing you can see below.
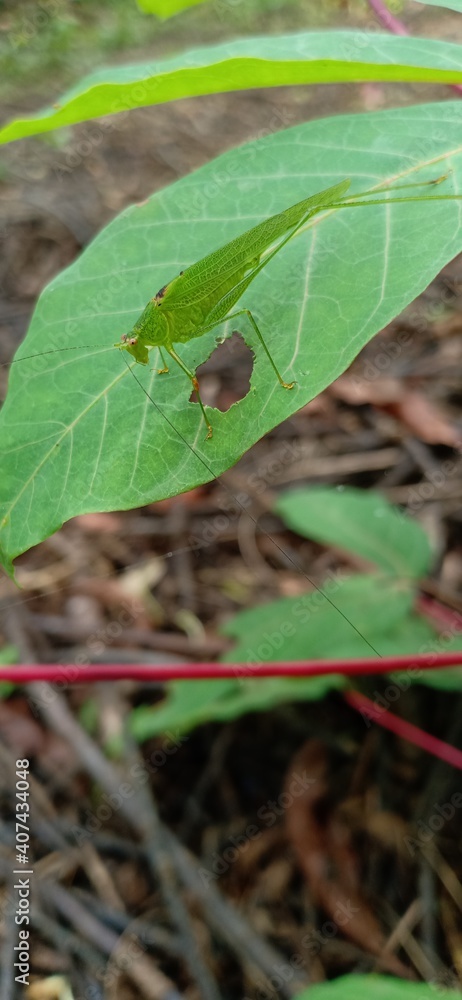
[159,179,351,310]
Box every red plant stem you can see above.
[368,0,408,35]
[418,593,462,632]
[344,689,462,771]
[1,650,462,684]
[367,0,462,95]
[4,656,461,766]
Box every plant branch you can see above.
[368,0,409,35]
[2,650,462,684]
[344,690,462,770]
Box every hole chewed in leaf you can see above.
[192,331,253,412]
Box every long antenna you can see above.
[2,344,115,368]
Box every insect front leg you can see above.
[156,348,169,375]
[165,345,213,440]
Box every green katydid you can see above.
[4,172,460,446]
[114,179,350,438]
[1,169,462,580]
[112,172,458,439]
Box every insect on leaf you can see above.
[1,103,462,577]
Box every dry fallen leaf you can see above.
[332,376,462,448]
[284,739,411,978]
[27,976,74,1000]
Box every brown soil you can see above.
[1,3,462,998]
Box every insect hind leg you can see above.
[222,308,295,389]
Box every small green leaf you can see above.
[129,575,419,738]
[3,33,462,145]
[129,678,237,740]
[129,673,345,740]
[0,647,17,666]
[294,974,462,1000]
[222,575,415,662]
[275,486,432,579]
[136,0,208,14]
[129,564,460,738]
[0,645,19,698]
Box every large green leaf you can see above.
[414,0,462,10]
[275,486,432,579]
[3,33,462,145]
[2,102,462,576]
[294,975,462,1000]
